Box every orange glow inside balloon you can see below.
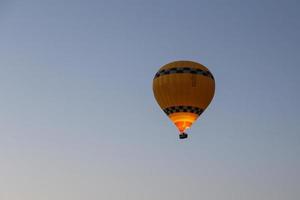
[169,112,198,133]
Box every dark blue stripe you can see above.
[154,67,214,80]
[163,106,204,115]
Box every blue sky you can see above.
[0,0,299,199]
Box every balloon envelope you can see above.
[152,60,215,136]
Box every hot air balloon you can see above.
[152,60,215,139]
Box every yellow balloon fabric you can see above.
[152,60,215,135]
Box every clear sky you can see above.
[0,0,299,199]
